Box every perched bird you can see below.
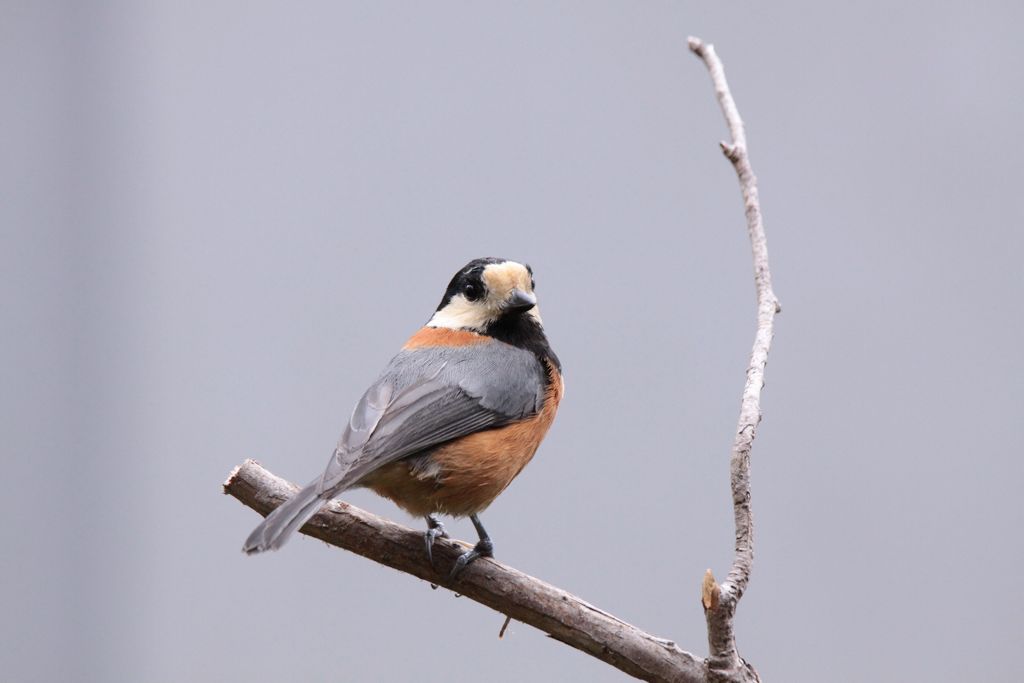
[243,257,563,577]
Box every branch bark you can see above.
[224,460,705,683]
[224,37,778,683]
[688,36,779,683]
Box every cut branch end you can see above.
[222,462,245,493]
[701,569,721,611]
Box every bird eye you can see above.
[530,278,536,291]
[463,282,482,300]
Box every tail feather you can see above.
[242,480,327,554]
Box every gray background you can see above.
[3,2,1022,681]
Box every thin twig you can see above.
[688,36,777,683]
[499,614,513,639]
[224,459,704,683]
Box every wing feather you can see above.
[316,342,544,495]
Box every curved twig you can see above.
[688,36,778,682]
[224,459,705,683]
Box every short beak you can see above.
[503,288,537,313]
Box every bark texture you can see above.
[224,460,705,683]
[689,36,778,683]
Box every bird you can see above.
[242,257,563,578]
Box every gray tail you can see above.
[242,479,327,554]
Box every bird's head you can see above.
[428,257,541,333]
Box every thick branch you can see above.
[689,36,778,682]
[224,459,705,683]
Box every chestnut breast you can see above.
[364,361,563,518]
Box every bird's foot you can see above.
[449,537,493,580]
[424,515,449,568]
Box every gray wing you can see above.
[316,341,545,495]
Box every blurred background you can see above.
[3,2,1023,681]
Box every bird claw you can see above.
[424,516,448,568]
[448,538,493,580]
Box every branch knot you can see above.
[719,141,743,161]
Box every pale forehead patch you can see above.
[481,261,532,295]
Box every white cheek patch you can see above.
[427,294,496,331]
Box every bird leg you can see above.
[449,514,493,579]
[424,514,448,568]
